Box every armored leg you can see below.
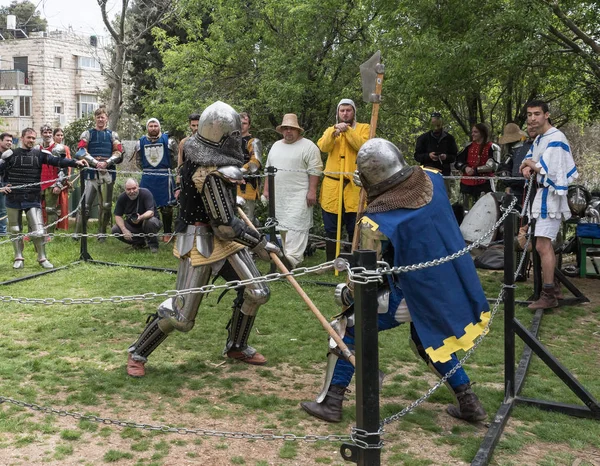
[127,257,212,377]
[409,324,486,421]
[44,188,60,233]
[97,181,114,236]
[26,208,53,268]
[160,206,173,235]
[8,208,24,269]
[222,249,269,364]
[75,180,98,236]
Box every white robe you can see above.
[266,138,323,265]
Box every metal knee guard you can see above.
[76,181,98,234]
[128,313,172,362]
[8,208,24,265]
[227,249,270,316]
[26,208,51,266]
[157,257,212,332]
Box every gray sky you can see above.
[0,0,117,37]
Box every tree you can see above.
[0,0,47,35]
[142,0,379,145]
[97,0,177,132]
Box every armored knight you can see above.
[126,101,281,378]
[236,112,262,224]
[74,107,123,239]
[301,138,489,423]
[134,118,178,239]
[0,128,86,269]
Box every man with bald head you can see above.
[112,178,162,252]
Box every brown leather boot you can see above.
[226,347,267,366]
[127,353,146,378]
[446,383,487,422]
[300,385,348,423]
[553,277,564,300]
[528,288,558,310]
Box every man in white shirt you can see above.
[263,114,322,267]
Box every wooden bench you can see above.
[579,237,600,278]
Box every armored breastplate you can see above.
[6,149,43,200]
[88,129,113,158]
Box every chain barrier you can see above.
[0,187,530,449]
[0,261,336,306]
[345,195,520,284]
[0,396,351,443]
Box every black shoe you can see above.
[447,383,487,422]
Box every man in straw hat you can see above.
[262,114,322,267]
[134,118,177,241]
[317,99,370,261]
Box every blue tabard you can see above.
[362,169,490,362]
[139,133,175,208]
[86,129,116,181]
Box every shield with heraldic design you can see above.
[143,142,164,168]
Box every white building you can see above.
[0,29,109,139]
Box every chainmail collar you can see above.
[184,133,244,167]
[366,167,433,213]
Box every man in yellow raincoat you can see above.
[317,98,370,260]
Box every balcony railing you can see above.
[0,70,32,88]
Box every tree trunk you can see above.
[108,43,125,131]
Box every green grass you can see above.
[0,230,599,465]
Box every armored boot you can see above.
[300,385,348,423]
[26,208,53,269]
[127,312,172,377]
[12,236,25,269]
[528,286,558,310]
[446,383,487,422]
[224,306,266,365]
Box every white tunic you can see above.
[265,138,323,231]
[525,128,578,220]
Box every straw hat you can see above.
[276,114,304,134]
[499,123,527,144]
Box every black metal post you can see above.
[267,166,277,273]
[79,173,92,261]
[503,194,516,400]
[340,249,380,465]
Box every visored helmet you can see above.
[567,185,591,217]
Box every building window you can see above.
[77,94,98,118]
[19,96,31,117]
[77,56,101,70]
[54,102,64,114]
[54,57,62,69]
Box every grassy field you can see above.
[0,227,599,465]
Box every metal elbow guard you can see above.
[75,148,98,167]
[476,158,498,174]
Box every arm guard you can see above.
[75,148,99,167]
[201,173,263,248]
[106,131,123,166]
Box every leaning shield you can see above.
[143,142,164,168]
[460,193,500,247]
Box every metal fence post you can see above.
[267,165,277,273]
[503,194,516,399]
[340,249,381,466]
[79,173,92,261]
